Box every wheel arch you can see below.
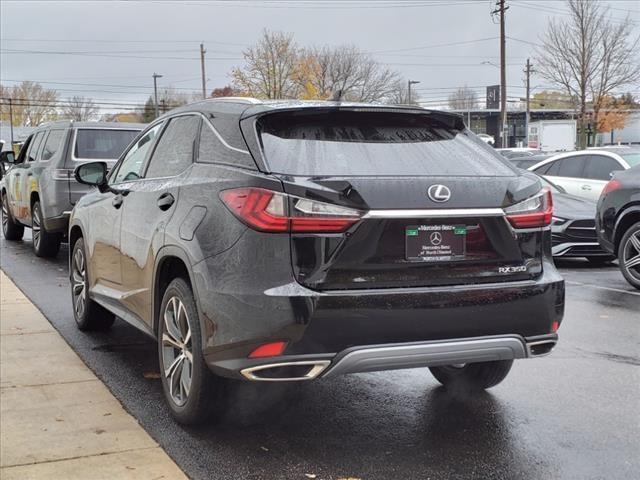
[613,205,640,254]
[153,246,200,338]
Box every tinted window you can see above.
[557,155,587,178]
[146,115,199,178]
[41,130,66,161]
[534,161,557,175]
[111,123,163,184]
[198,122,227,164]
[258,111,514,176]
[74,129,139,160]
[27,132,45,162]
[583,155,622,180]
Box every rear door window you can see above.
[40,129,66,162]
[145,115,200,178]
[74,129,139,160]
[257,111,514,177]
[583,155,623,180]
[556,155,587,178]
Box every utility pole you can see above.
[200,43,207,100]
[407,80,420,105]
[492,0,508,148]
[152,73,163,119]
[524,58,533,147]
[8,98,14,146]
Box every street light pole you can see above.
[524,58,533,147]
[407,80,420,105]
[152,73,163,119]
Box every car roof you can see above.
[165,97,464,125]
[526,149,627,171]
[32,121,146,132]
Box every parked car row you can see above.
[2,100,566,425]
[1,102,637,427]
[504,147,640,288]
[1,121,144,256]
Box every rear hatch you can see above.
[245,108,547,290]
[64,128,140,205]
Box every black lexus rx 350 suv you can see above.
[70,99,565,424]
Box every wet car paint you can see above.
[1,234,638,480]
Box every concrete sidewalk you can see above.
[0,270,187,480]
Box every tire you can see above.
[70,237,115,331]
[429,360,514,391]
[158,277,221,425]
[618,222,640,290]
[32,200,61,258]
[586,257,614,266]
[1,193,24,241]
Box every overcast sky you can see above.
[1,0,638,114]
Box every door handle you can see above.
[581,185,592,190]
[27,172,33,177]
[14,173,21,177]
[112,195,123,209]
[157,193,175,211]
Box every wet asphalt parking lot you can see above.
[1,232,639,480]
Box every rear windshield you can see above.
[621,152,640,167]
[74,129,139,160]
[257,111,515,176]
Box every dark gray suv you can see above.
[70,99,564,425]
[1,121,143,256]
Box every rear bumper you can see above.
[212,333,558,381]
[197,257,565,380]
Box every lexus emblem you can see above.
[428,184,451,203]
[430,232,443,246]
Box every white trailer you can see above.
[528,120,577,152]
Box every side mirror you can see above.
[75,161,108,187]
[0,150,15,165]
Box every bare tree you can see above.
[294,45,400,102]
[386,79,420,105]
[0,81,58,126]
[448,86,478,110]
[535,0,640,147]
[62,96,98,121]
[232,30,299,99]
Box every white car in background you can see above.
[477,133,495,145]
[527,148,640,202]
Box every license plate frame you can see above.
[405,224,467,262]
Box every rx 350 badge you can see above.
[498,265,528,274]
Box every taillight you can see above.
[601,179,621,196]
[504,187,553,229]
[220,187,362,233]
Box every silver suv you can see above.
[1,121,144,257]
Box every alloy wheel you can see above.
[32,204,41,250]
[1,196,8,235]
[71,246,86,319]
[622,230,640,281]
[161,296,193,407]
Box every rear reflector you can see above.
[248,341,288,358]
[220,187,362,233]
[551,321,559,333]
[504,187,553,229]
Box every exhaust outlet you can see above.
[526,340,557,357]
[240,360,331,382]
